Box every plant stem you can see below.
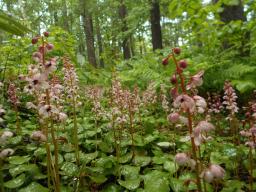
[171,52,202,192]
[249,147,253,192]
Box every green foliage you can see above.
[0,10,30,36]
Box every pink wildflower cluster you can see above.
[160,84,170,113]
[85,86,105,118]
[142,82,157,106]
[110,79,140,125]
[62,57,81,107]
[240,125,256,148]
[7,83,20,106]
[163,47,222,191]
[22,32,67,124]
[207,93,223,114]
[223,81,238,118]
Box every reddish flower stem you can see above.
[171,52,202,192]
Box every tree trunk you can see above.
[214,0,250,56]
[80,0,97,67]
[119,0,131,60]
[95,17,104,67]
[150,0,163,50]
[62,0,69,32]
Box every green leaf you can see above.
[143,170,169,192]
[118,178,141,190]
[221,180,245,192]
[163,161,176,175]
[89,175,107,184]
[102,184,122,192]
[9,164,39,177]
[120,165,140,179]
[61,162,78,177]
[119,152,133,163]
[8,156,31,165]
[4,173,26,188]
[19,182,49,192]
[133,156,151,167]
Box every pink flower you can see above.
[32,52,42,62]
[201,169,214,183]
[187,71,204,90]
[250,126,256,134]
[240,130,251,137]
[175,153,190,166]
[193,95,207,113]
[196,121,215,132]
[0,148,14,158]
[245,141,255,148]
[173,94,195,112]
[209,164,225,179]
[167,113,180,123]
[31,131,47,142]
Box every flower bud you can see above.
[43,31,50,37]
[178,60,187,69]
[168,112,180,123]
[46,43,54,51]
[173,47,181,55]
[162,57,169,66]
[175,153,189,166]
[170,75,177,84]
[31,37,38,44]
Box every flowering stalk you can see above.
[171,50,202,192]
[7,83,21,134]
[63,57,80,165]
[24,32,63,192]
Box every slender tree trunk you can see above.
[62,0,69,32]
[130,35,135,57]
[119,0,131,60]
[80,0,97,67]
[150,0,163,50]
[95,17,104,67]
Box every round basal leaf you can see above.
[95,157,114,169]
[8,156,31,165]
[9,164,39,177]
[64,153,76,162]
[221,180,245,192]
[163,161,176,174]
[19,182,49,192]
[89,175,107,184]
[170,178,186,192]
[61,162,78,177]
[143,170,169,192]
[119,152,133,164]
[157,142,175,149]
[80,151,98,164]
[118,178,141,190]
[102,183,122,192]
[144,134,158,144]
[120,165,140,179]
[133,156,151,167]
[210,152,229,165]
[8,136,22,145]
[99,141,113,153]
[4,173,26,188]
[152,155,169,165]
[34,147,47,157]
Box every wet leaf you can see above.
[4,173,26,188]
